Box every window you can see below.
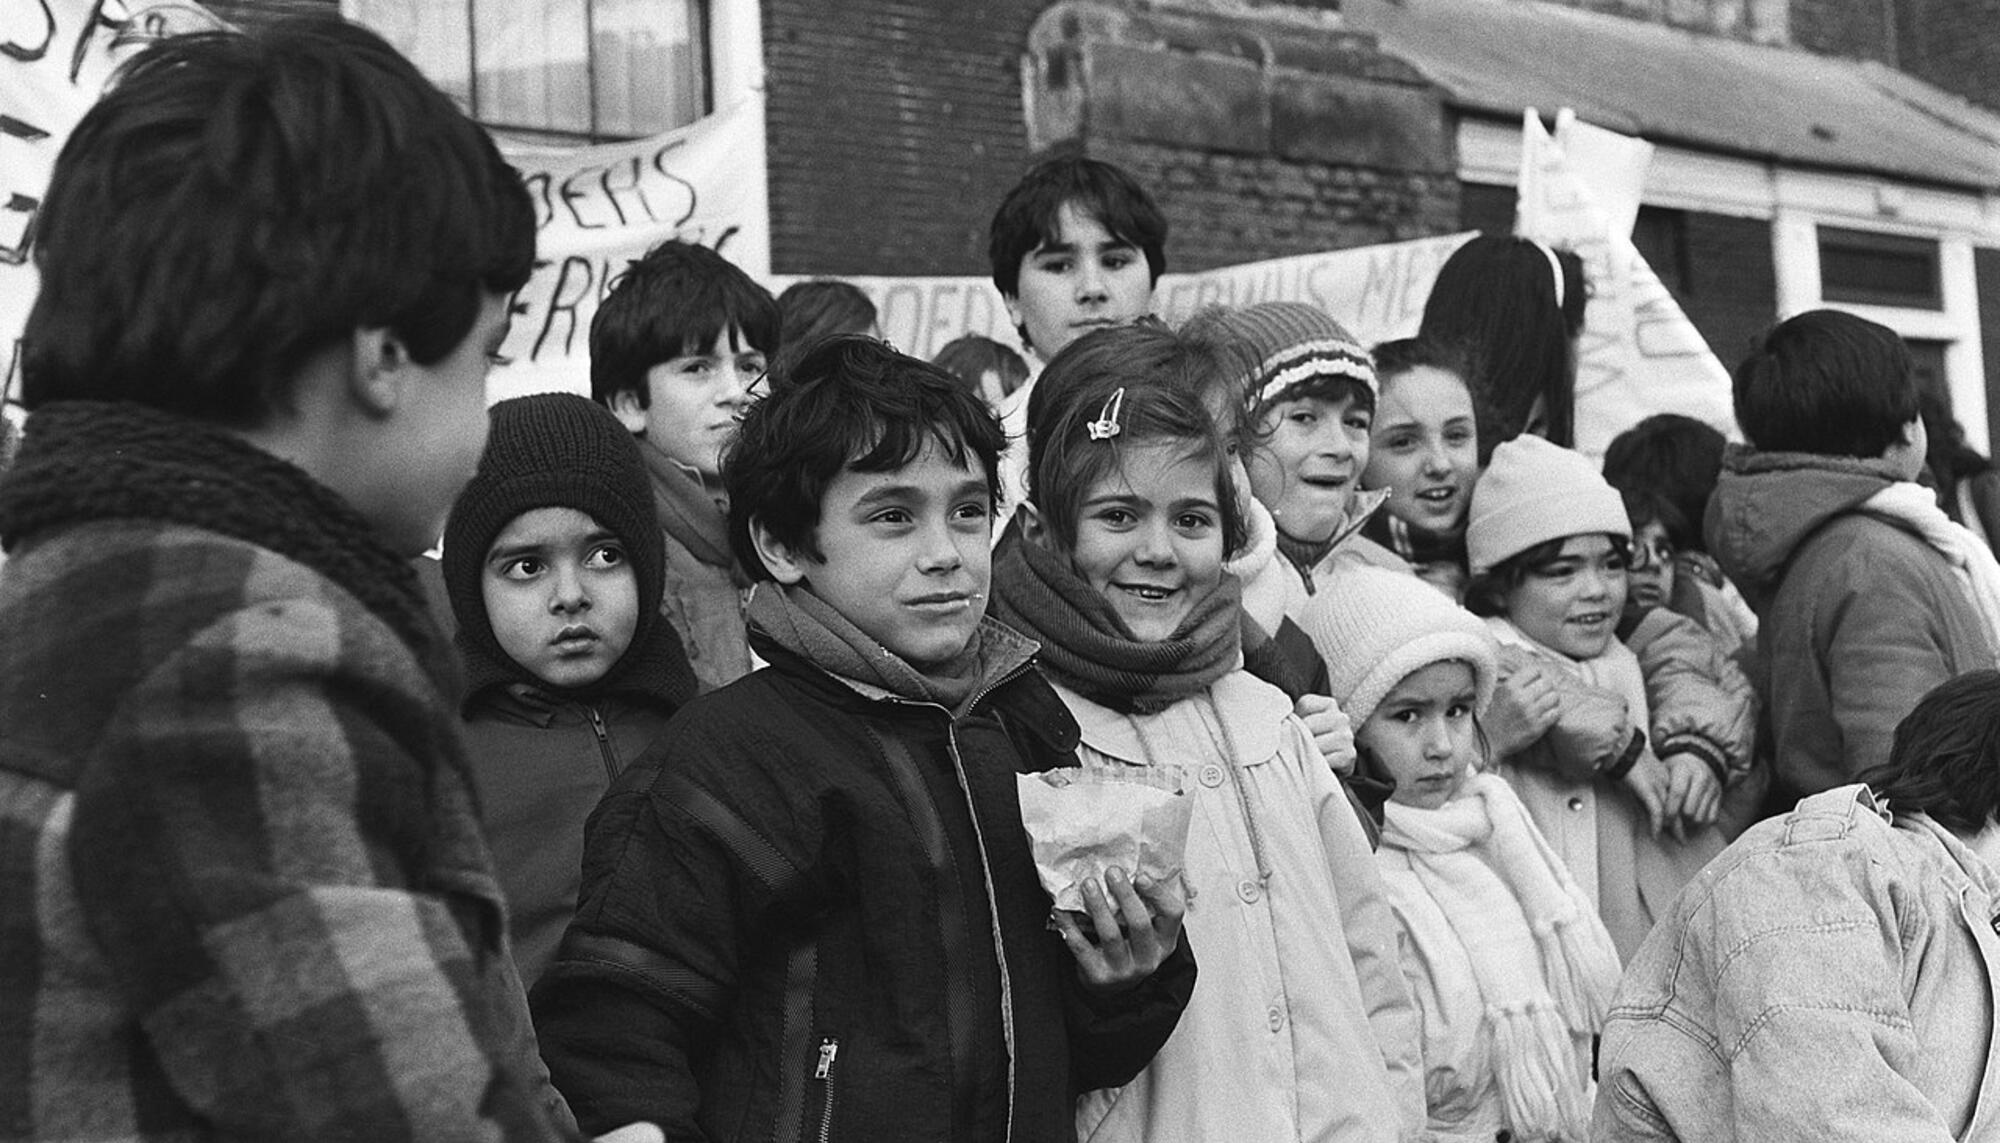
[1818,225,1943,310]
[346,0,711,141]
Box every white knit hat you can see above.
[1466,435,1630,577]
[1298,566,1499,728]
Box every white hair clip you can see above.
[1086,387,1127,441]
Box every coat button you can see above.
[1567,796,1586,811]
[1267,1005,1286,1032]
[1200,764,1225,788]
[1238,879,1263,903]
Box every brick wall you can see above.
[762,0,1040,277]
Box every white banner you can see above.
[1516,108,1738,456]
[489,95,770,402]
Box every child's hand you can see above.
[1055,866,1186,997]
[1294,693,1357,777]
[1659,753,1722,838]
[1485,659,1560,758]
[1620,752,1674,836]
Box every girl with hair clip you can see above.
[1464,435,1725,962]
[988,324,1426,1143]
[1419,235,1585,461]
[1301,566,1622,1143]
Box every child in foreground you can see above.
[442,394,696,987]
[533,336,1194,1141]
[1303,567,1621,1142]
[989,324,1424,1142]
[1466,435,1725,960]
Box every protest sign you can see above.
[1516,108,1739,456]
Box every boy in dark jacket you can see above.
[0,18,604,1142]
[443,394,698,988]
[534,336,1196,1142]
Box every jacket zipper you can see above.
[587,705,617,782]
[813,1037,839,1143]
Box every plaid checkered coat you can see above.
[0,515,573,1142]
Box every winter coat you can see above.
[0,520,570,1142]
[1059,674,1427,1143]
[1707,448,1998,802]
[531,642,1196,1142]
[1624,608,1764,838]
[1486,622,1725,963]
[462,687,677,988]
[1595,785,2000,1141]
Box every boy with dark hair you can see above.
[533,335,1195,1141]
[1707,309,1999,804]
[0,18,606,1141]
[1597,669,2000,1139]
[590,239,780,691]
[988,155,1168,364]
[443,394,697,989]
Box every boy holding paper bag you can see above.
[533,337,1194,1142]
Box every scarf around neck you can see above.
[0,399,451,683]
[1382,772,1622,1141]
[747,582,1035,717]
[639,440,740,575]
[986,532,1242,716]
[1862,480,2000,653]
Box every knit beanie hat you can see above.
[1466,434,1630,577]
[1191,301,1376,411]
[443,393,666,684]
[1298,566,1499,728]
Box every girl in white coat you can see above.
[1301,566,1624,1142]
[989,325,1425,1143]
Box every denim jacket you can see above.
[1593,784,2000,1141]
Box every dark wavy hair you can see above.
[1859,669,2000,835]
[591,240,782,411]
[987,155,1168,302]
[1602,414,1727,553]
[724,336,1005,578]
[1732,309,1918,460]
[24,17,535,423]
[1024,324,1248,559]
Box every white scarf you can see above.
[1863,481,2000,652]
[1382,773,1623,1141]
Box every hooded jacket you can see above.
[1707,448,1996,801]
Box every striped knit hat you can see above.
[1196,301,1376,411]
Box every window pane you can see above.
[1819,225,1943,310]
[344,0,472,107]
[476,0,591,135]
[594,0,708,137]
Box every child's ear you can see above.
[347,326,411,418]
[608,389,649,435]
[1016,501,1053,550]
[749,517,810,585]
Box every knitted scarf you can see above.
[1362,509,1469,572]
[1863,481,2000,652]
[1381,772,1622,1142]
[0,400,451,685]
[639,440,742,578]
[747,582,1035,717]
[987,534,1242,716]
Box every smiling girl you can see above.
[1302,567,1622,1143]
[988,325,1426,1143]
[1361,337,1480,601]
[1464,435,1725,961]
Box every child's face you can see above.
[1363,366,1477,536]
[1246,391,1372,544]
[1500,534,1628,659]
[1624,519,1676,619]
[613,326,766,480]
[762,437,993,668]
[1062,441,1225,643]
[373,292,511,556]
[1359,660,1480,811]
[1005,202,1154,361]
[482,507,639,689]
